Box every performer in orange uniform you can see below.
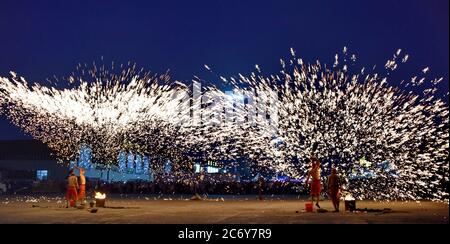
[78,167,86,205]
[66,169,79,208]
[327,168,342,212]
[305,154,321,209]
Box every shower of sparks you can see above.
[0,63,197,166]
[221,48,448,201]
[0,48,448,202]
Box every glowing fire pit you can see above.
[344,195,356,212]
[94,192,106,208]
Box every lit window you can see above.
[207,166,219,174]
[194,163,201,173]
[36,170,48,181]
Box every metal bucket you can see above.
[95,199,105,208]
[345,200,356,212]
[305,202,314,212]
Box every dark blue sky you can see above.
[0,0,448,140]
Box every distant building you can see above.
[0,140,68,181]
[0,140,154,183]
[66,146,153,182]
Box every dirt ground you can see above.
[0,195,448,224]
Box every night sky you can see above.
[0,0,448,140]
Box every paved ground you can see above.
[0,195,448,224]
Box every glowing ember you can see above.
[344,194,356,201]
[94,192,106,200]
